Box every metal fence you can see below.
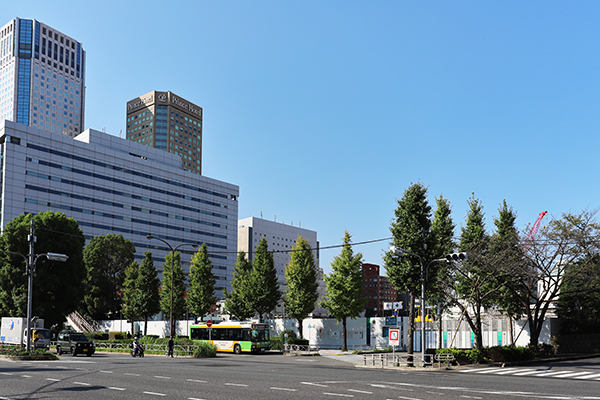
[363,353,435,368]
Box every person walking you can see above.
[167,336,174,357]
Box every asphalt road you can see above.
[1,352,599,399]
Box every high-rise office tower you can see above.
[0,18,85,137]
[126,91,203,174]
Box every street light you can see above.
[4,250,68,352]
[389,246,449,366]
[146,235,198,338]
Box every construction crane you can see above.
[523,211,547,252]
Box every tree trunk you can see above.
[144,317,148,336]
[342,316,347,351]
[298,318,304,339]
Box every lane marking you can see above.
[106,387,126,391]
[270,387,297,391]
[73,382,90,386]
[1,372,14,375]
[397,396,423,400]
[154,375,171,379]
[348,389,373,394]
[225,383,248,387]
[323,393,354,397]
[188,398,207,400]
[187,379,207,383]
[124,373,140,376]
[143,392,166,396]
[45,378,60,382]
[99,370,114,373]
[302,382,328,387]
[495,368,535,375]
[21,375,32,378]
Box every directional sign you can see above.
[389,329,400,345]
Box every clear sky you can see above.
[6,1,600,274]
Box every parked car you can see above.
[56,330,95,357]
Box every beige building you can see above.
[126,91,203,174]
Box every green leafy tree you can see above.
[430,195,455,348]
[0,211,85,330]
[224,251,255,321]
[321,231,365,351]
[122,261,140,335]
[160,251,186,336]
[187,243,217,320]
[556,255,600,334]
[250,238,281,321]
[384,182,435,357]
[136,251,161,335]
[284,235,319,339]
[82,234,136,320]
[492,200,527,344]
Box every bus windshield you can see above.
[251,327,269,342]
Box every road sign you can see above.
[211,304,217,311]
[206,320,212,327]
[389,329,399,345]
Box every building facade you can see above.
[126,91,202,174]
[0,120,238,297]
[238,217,327,317]
[0,18,85,137]
[361,263,401,317]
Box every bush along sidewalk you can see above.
[435,343,558,365]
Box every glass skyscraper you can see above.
[0,18,85,137]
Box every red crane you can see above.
[523,211,547,252]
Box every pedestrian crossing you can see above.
[460,367,600,380]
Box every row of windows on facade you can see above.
[25,142,231,201]
[25,176,226,235]
[25,161,228,223]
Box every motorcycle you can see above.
[131,345,145,358]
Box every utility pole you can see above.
[26,220,35,353]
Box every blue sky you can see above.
[7,1,600,273]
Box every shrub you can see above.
[192,342,217,358]
[280,330,297,341]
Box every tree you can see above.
[284,235,319,339]
[160,251,186,336]
[0,211,86,330]
[430,195,455,348]
[384,182,434,357]
[492,200,527,344]
[136,251,161,335]
[556,255,600,334]
[82,234,136,320]
[250,238,281,321]
[187,243,216,320]
[321,231,365,351]
[515,210,600,346]
[224,251,255,321]
[122,261,140,335]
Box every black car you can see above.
[56,331,95,357]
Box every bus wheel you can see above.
[233,344,242,354]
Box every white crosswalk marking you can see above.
[460,367,600,381]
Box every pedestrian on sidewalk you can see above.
[167,336,174,357]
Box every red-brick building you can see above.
[362,263,400,317]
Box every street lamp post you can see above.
[146,235,198,338]
[390,246,447,366]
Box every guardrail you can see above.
[363,353,434,368]
[434,353,455,368]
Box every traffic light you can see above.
[446,252,468,262]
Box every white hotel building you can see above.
[238,217,328,317]
[0,120,238,297]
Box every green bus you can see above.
[189,322,270,354]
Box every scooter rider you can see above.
[133,337,141,356]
